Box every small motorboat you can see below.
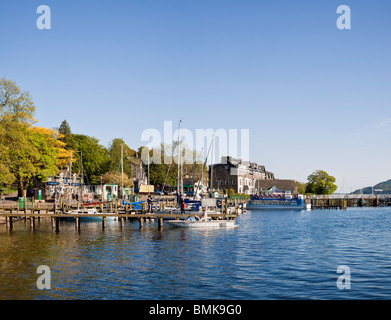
[64,208,117,221]
[165,218,237,228]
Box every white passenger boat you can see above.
[64,208,117,221]
[247,194,311,211]
[165,218,237,228]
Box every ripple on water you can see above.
[1,208,391,299]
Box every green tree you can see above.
[0,78,36,126]
[0,78,38,192]
[58,120,76,150]
[305,170,337,195]
[146,144,207,191]
[72,134,109,184]
[6,125,60,197]
[296,181,306,194]
[107,138,137,178]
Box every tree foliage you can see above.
[5,124,63,196]
[305,170,337,195]
[107,138,137,178]
[0,78,47,195]
[0,78,36,125]
[58,120,76,150]
[296,181,306,194]
[102,171,133,187]
[146,144,208,190]
[72,134,109,185]
[1,78,37,187]
[31,127,71,169]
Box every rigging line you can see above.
[159,142,180,203]
[55,155,72,209]
[106,161,121,210]
[187,148,203,197]
[193,134,214,201]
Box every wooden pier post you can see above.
[75,217,80,230]
[6,216,12,230]
[30,216,35,230]
[102,216,107,230]
[139,217,144,229]
[51,217,60,232]
[36,210,40,222]
[120,217,125,228]
[158,217,163,229]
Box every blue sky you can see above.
[1,0,391,192]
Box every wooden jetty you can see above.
[311,198,347,210]
[310,195,391,209]
[0,206,237,232]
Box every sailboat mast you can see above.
[121,144,124,200]
[147,151,150,196]
[177,120,182,196]
[180,134,183,195]
[80,150,83,204]
[69,151,72,205]
[210,134,214,197]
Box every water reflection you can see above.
[2,209,391,299]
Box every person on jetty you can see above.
[199,207,208,221]
[180,198,186,214]
[147,195,153,213]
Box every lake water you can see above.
[1,207,391,300]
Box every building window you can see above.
[239,178,242,186]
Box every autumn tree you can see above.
[6,125,67,197]
[102,171,133,188]
[0,78,37,193]
[31,127,72,169]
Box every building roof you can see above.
[256,179,298,192]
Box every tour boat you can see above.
[247,194,311,211]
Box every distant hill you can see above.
[351,179,391,194]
